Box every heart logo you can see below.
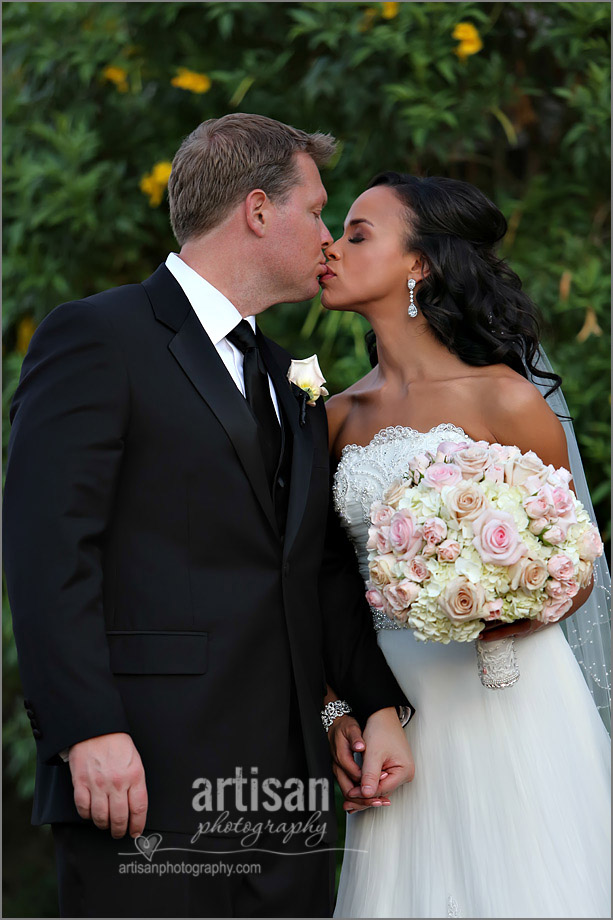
[134,832,162,862]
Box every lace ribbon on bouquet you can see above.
[476,637,520,689]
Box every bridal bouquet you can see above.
[365,440,604,687]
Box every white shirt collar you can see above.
[165,252,255,344]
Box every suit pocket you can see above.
[106,631,208,675]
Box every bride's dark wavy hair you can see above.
[364,172,562,397]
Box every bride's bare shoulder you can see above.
[481,369,569,468]
[325,369,377,455]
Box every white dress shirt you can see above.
[165,252,281,421]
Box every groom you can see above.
[3,114,414,918]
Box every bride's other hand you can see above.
[329,713,390,813]
[350,707,415,801]
[479,577,594,642]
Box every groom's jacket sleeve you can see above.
[318,464,413,727]
[3,300,132,764]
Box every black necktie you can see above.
[226,320,282,488]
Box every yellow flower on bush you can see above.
[102,65,128,93]
[140,161,172,208]
[171,67,212,94]
[452,22,483,61]
[381,2,399,19]
[17,316,37,355]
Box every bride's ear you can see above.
[407,253,430,282]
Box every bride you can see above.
[320,173,611,919]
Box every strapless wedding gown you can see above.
[332,425,611,919]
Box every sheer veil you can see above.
[533,348,611,731]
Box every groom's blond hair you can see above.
[168,113,337,244]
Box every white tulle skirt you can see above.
[334,624,611,919]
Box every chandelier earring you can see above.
[407,278,418,318]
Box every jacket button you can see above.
[25,709,35,720]
[283,562,290,577]
[23,699,32,709]
[32,728,42,739]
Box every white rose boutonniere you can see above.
[287,355,329,406]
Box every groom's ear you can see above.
[244,189,270,238]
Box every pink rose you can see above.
[407,453,431,481]
[371,502,394,527]
[447,481,488,523]
[551,487,576,518]
[422,542,437,558]
[389,510,417,554]
[545,580,566,600]
[550,466,573,489]
[436,440,466,457]
[509,557,548,592]
[564,579,580,598]
[366,526,378,551]
[542,524,566,546]
[484,598,504,620]
[423,462,462,491]
[406,556,430,583]
[453,444,492,480]
[490,443,520,463]
[375,526,392,554]
[529,517,549,536]
[523,486,554,519]
[365,586,386,610]
[438,577,485,623]
[577,527,604,563]
[537,596,573,625]
[436,539,461,563]
[423,517,447,545]
[383,579,420,612]
[547,553,575,583]
[472,509,526,566]
[484,464,504,483]
[399,532,426,563]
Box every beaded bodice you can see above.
[333,424,473,628]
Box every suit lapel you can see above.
[259,335,314,558]
[143,266,278,536]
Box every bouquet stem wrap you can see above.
[476,637,519,689]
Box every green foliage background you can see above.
[3,2,610,915]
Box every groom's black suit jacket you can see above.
[3,264,410,838]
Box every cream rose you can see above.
[446,481,488,523]
[484,464,504,483]
[484,598,504,620]
[383,479,406,507]
[529,517,549,536]
[509,557,548,592]
[576,560,594,589]
[504,450,548,488]
[438,576,485,623]
[542,524,566,546]
[453,444,492,480]
[472,509,526,566]
[369,554,397,587]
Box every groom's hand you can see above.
[347,707,414,802]
[69,732,148,839]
